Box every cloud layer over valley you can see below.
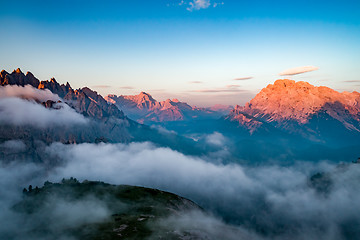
[0,98,87,127]
[0,85,87,127]
[0,84,60,101]
[1,140,359,239]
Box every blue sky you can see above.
[1,0,360,106]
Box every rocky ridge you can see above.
[1,68,125,121]
[226,79,360,142]
[106,92,232,123]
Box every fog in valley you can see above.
[1,139,360,239]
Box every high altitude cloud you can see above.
[234,77,253,81]
[92,85,112,89]
[187,0,210,10]
[119,86,135,89]
[343,80,360,83]
[279,66,319,76]
[192,84,246,93]
[181,0,224,11]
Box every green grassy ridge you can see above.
[14,178,202,240]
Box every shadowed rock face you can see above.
[38,78,72,98]
[1,68,40,87]
[226,79,360,143]
[64,88,125,120]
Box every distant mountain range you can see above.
[106,92,233,124]
[1,68,360,162]
[0,68,202,163]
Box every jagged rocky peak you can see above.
[1,67,40,87]
[0,70,9,78]
[25,71,35,77]
[38,77,72,98]
[139,91,151,96]
[136,91,157,104]
[63,87,125,120]
[119,91,158,109]
[225,79,360,139]
[106,91,228,123]
[81,87,99,99]
[0,68,71,96]
[0,68,126,121]
[14,68,22,74]
[238,79,360,124]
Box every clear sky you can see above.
[1,0,360,106]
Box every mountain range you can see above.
[106,92,233,124]
[1,68,360,162]
[1,68,125,120]
[0,68,203,164]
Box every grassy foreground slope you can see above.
[14,179,202,240]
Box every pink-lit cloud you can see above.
[343,80,360,83]
[119,86,135,89]
[234,77,253,81]
[92,85,112,89]
[279,66,319,76]
[192,84,246,93]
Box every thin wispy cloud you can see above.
[119,86,135,89]
[92,85,111,89]
[279,66,319,76]
[192,85,245,93]
[193,89,245,93]
[188,81,203,84]
[149,89,166,92]
[234,77,253,81]
[343,80,360,83]
[226,84,241,88]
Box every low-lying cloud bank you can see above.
[0,84,87,127]
[1,141,360,239]
[48,142,360,239]
[0,84,60,102]
[0,98,87,127]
